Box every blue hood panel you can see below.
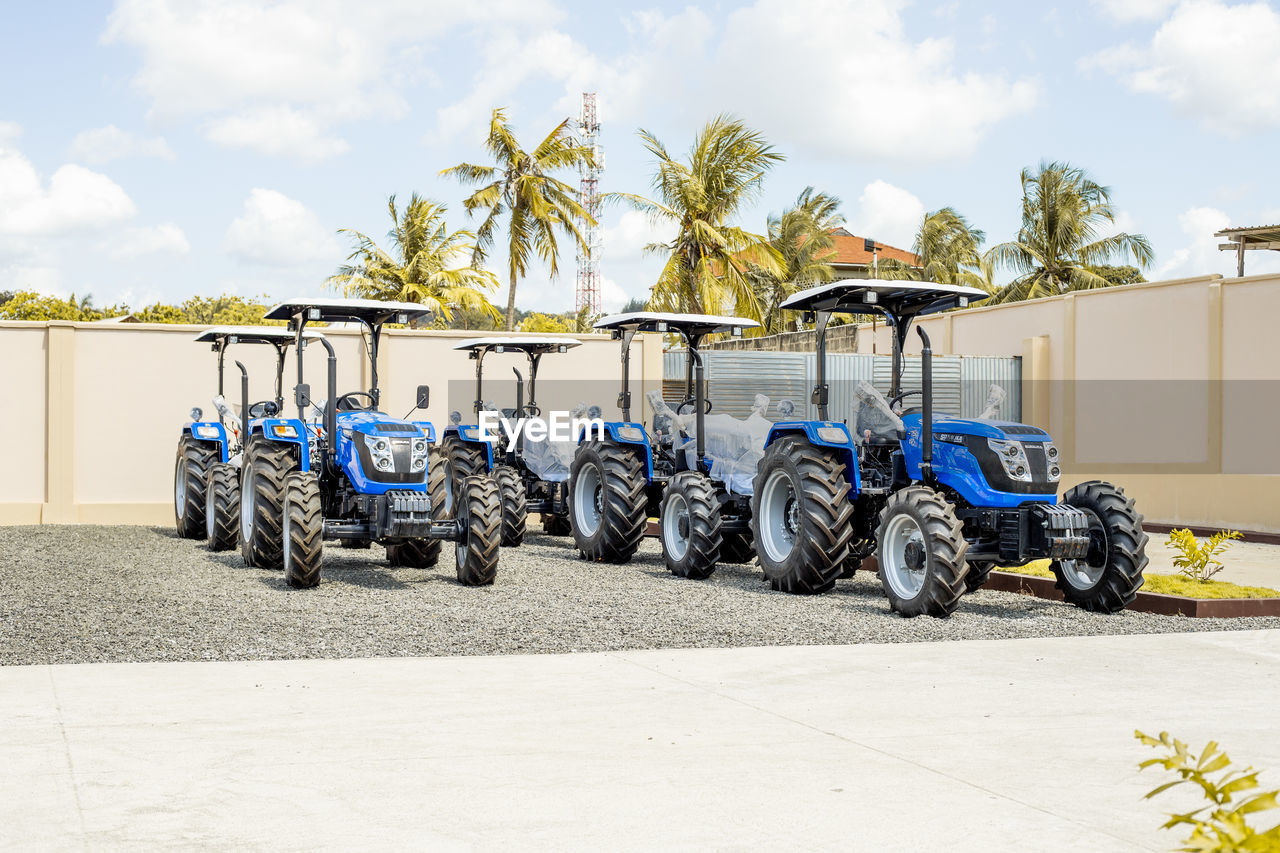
[906,414,1051,443]
[337,410,427,438]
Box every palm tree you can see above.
[877,207,994,292]
[621,115,785,321]
[748,187,842,334]
[986,162,1153,303]
[442,109,595,331]
[327,194,501,324]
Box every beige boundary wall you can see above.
[0,322,662,527]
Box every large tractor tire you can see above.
[719,531,757,565]
[542,513,572,537]
[569,440,647,564]
[876,485,969,618]
[492,464,527,547]
[750,436,854,594]
[440,434,487,516]
[204,462,240,552]
[660,471,723,580]
[239,438,293,569]
[963,561,996,593]
[1051,481,1148,613]
[282,472,324,589]
[454,474,500,586]
[174,436,216,539]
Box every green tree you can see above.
[879,207,994,292]
[1085,264,1146,286]
[442,109,595,331]
[621,115,784,322]
[0,291,84,321]
[133,303,186,324]
[986,162,1153,303]
[518,312,573,333]
[749,187,842,334]
[328,194,501,325]
[178,294,278,325]
[620,296,647,314]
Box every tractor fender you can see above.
[248,418,311,471]
[765,421,860,491]
[182,422,230,463]
[444,424,495,469]
[580,421,653,481]
[410,422,437,443]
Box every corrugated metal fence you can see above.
[664,350,1021,423]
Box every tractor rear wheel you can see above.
[440,434,487,516]
[1052,481,1148,613]
[454,475,500,586]
[660,471,723,580]
[174,437,216,539]
[492,464,527,547]
[239,438,294,569]
[570,440,647,564]
[282,472,323,589]
[204,462,239,551]
[542,513,572,536]
[964,561,996,593]
[876,485,968,618]
[719,531,756,565]
[750,436,853,594]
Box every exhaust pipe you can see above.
[917,327,933,480]
[316,337,338,473]
[235,361,249,447]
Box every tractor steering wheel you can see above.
[889,389,922,412]
[247,400,279,419]
[336,392,375,412]
[520,403,541,417]
[676,396,712,415]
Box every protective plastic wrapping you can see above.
[649,391,774,495]
[853,380,904,442]
[211,394,240,441]
[519,401,590,483]
[977,383,1007,420]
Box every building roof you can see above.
[1215,224,1280,239]
[818,228,920,268]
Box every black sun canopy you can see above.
[781,281,989,322]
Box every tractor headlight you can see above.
[190,407,203,422]
[376,457,393,471]
[1045,443,1061,481]
[987,438,1031,482]
[1046,443,1059,460]
[411,457,426,472]
[816,425,848,444]
[271,425,298,438]
[195,425,220,439]
[616,426,644,442]
[412,439,427,455]
[362,433,395,472]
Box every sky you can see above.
[2,0,1279,314]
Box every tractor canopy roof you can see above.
[593,311,760,337]
[263,296,434,326]
[452,336,583,355]
[781,281,988,320]
[194,325,319,345]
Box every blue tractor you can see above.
[751,280,1148,616]
[174,325,314,549]
[569,312,760,575]
[239,297,501,589]
[441,336,583,546]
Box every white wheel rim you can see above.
[882,513,927,599]
[455,493,468,567]
[175,458,186,518]
[443,460,454,515]
[282,491,292,569]
[662,492,690,561]
[205,481,216,539]
[240,471,255,543]
[1059,509,1106,589]
[758,469,799,563]
[574,463,602,536]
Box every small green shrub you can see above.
[1136,730,1280,852]
[1167,529,1243,583]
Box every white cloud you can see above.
[107,223,190,260]
[1090,0,1179,21]
[224,188,336,266]
[1158,206,1230,277]
[69,125,175,164]
[846,180,926,250]
[1083,0,1280,134]
[104,0,554,162]
[0,144,136,236]
[0,121,20,143]
[0,261,64,297]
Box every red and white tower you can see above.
[574,93,603,315]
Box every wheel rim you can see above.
[205,481,216,540]
[240,470,255,544]
[455,491,468,567]
[662,492,691,561]
[1058,508,1107,590]
[574,462,602,537]
[443,460,455,515]
[758,469,799,563]
[282,491,292,569]
[882,513,928,599]
[175,457,186,519]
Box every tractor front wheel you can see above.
[570,441,647,564]
[174,437,216,539]
[542,513,572,537]
[282,472,323,589]
[492,464,527,547]
[454,475,500,586]
[750,436,853,594]
[963,560,996,593]
[660,471,723,580]
[440,434,487,517]
[204,462,240,551]
[719,531,756,565]
[876,485,969,618]
[1051,481,1148,613]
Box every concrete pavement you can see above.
[3,630,1279,852]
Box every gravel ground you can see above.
[2,525,1279,666]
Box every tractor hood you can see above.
[336,411,427,438]
[902,413,1051,443]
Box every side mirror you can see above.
[295,383,311,409]
[415,385,430,410]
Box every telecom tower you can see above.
[575,93,603,315]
